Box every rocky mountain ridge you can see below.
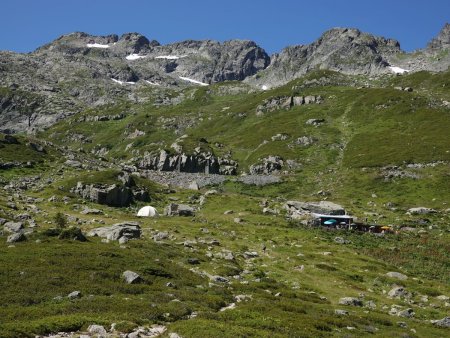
[0,24,449,132]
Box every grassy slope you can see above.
[1,69,449,337]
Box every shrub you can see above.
[53,212,67,229]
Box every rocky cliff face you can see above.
[137,150,237,175]
[1,25,449,132]
[427,23,450,50]
[247,28,402,88]
[0,32,270,132]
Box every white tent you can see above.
[137,206,159,217]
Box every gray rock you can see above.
[164,203,195,216]
[153,231,169,241]
[397,308,414,318]
[386,272,408,280]
[249,156,283,174]
[80,207,104,215]
[335,309,349,315]
[88,324,107,336]
[334,237,350,244]
[137,150,233,175]
[306,118,325,126]
[6,232,26,243]
[431,317,450,328]
[4,221,24,233]
[72,181,133,207]
[67,290,82,299]
[87,222,141,241]
[388,286,408,298]
[407,207,437,215]
[211,275,229,283]
[123,270,143,284]
[339,297,363,306]
[285,200,346,215]
[118,236,129,244]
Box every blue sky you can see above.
[1,0,449,54]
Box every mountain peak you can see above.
[427,23,450,50]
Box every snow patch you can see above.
[111,78,136,85]
[86,43,110,49]
[155,55,186,60]
[126,54,147,60]
[145,80,161,86]
[388,66,409,74]
[261,85,269,90]
[179,76,208,86]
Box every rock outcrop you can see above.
[285,201,346,216]
[71,172,149,207]
[137,150,237,175]
[256,95,322,115]
[87,222,141,241]
[249,156,284,174]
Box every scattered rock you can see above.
[67,290,82,299]
[386,272,408,280]
[164,203,195,216]
[306,118,325,126]
[80,207,104,215]
[334,237,350,244]
[153,231,169,241]
[335,309,349,316]
[249,156,283,175]
[407,207,437,215]
[339,297,363,306]
[397,308,415,318]
[388,286,408,298]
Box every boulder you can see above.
[335,309,349,316]
[388,286,408,298]
[4,221,24,233]
[334,237,350,244]
[164,203,195,216]
[407,207,437,215]
[67,290,82,299]
[386,272,408,280]
[306,118,325,126]
[285,200,346,215]
[88,325,107,336]
[249,156,283,174]
[397,308,414,318]
[432,317,450,328]
[153,231,169,241]
[339,297,363,306]
[123,270,143,284]
[7,232,26,243]
[73,182,133,207]
[87,222,141,241]
[80,207,104,215]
